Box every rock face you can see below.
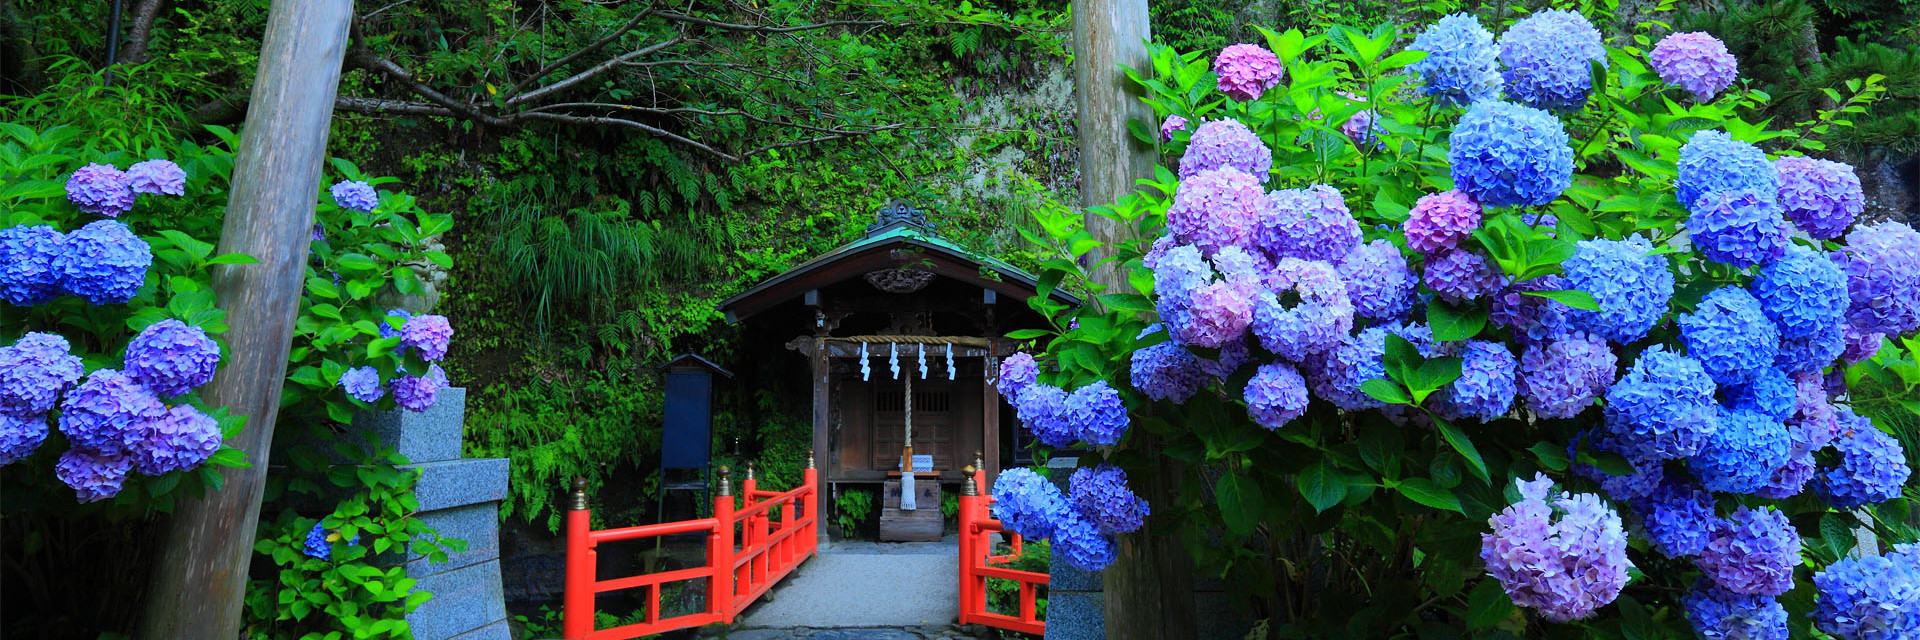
[1852,148,1920,227]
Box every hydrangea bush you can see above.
[999,9,1916,638]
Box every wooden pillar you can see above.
[981,350,1001,491]
[809,337,831,541]
[137,1,353,637]
[1071,0,1197,638]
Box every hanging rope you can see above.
[827,335,991,347]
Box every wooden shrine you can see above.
[717,200,1076,541]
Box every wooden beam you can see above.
[138,1,354,637]
[809,337,831,542]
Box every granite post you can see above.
[1043,458,1105,640]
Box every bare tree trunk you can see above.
[116,0,166,65]
[137,1,353,637]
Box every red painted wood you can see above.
[957,467,1046,635]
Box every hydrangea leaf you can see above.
[1295,462,1346,514]
[1432,415,1490,483]
[1396,478,1463,514]
[1218,473,1266,533]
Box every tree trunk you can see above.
[136,1,353,637]
[1069,1,1197,638]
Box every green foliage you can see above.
[834,488,875,536]
[942,491,961,520]
[464,372,663,532]
[985,539,1049,621]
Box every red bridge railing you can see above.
[957,465,1047,636]
[563,455,818,639]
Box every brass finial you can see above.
[745,461,756,481]
[961,465,979,496]
[717,466,733,497]
[806,449,816,469]
[569,477,589,511]
[974,451,984,470]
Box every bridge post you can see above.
[712,467,737,623]
[958,465,981,625]
[804,450,819,557]
[564,478,594,639]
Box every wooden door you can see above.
[870,381,959,473]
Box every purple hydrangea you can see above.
[400,314,453,361]
[1341,107,1386,150]
[1179,119,1272,182]
[0,332,86,417]
[330,180,379,213]
[1688,406,1790,494]
[1842,325,1885,365]
[1181,280,1253,349]
[1698,506,1801,596]
[124,319,221,398]
[130,404,222,476]
[1755,422,1822,500]
[1683,580,1788,640]
[1069,464,1149,535]
[1754,244,1850,339]
[1686,189,1789,267]
[1410,14,1502,108]
[1403,190,1481,254]
[55,220,153,305]
[1795,375,1844,450]
[1214,44,1284,102]
[1129,335,1207,404]
[65,163,135,217]
[1201,334,1249,380]
[1423,248,1504,304]
[1651,32,1740,101]
[1168,167,1266,257]
[1052,509,1117,571]
[991,467,1070,540]
[1727,366,1797,422]
[1337,240,1414,321]
[1448,101,1574,207]
[1496,10,1607,111]
[998,352,1039,401]
[0,413,50,466]
[1016,384,1074,447]
[1564,236,1675,344]
[1680,287,1781,385]
[1676,130,1779,209]
[311,224,326,243]
[0,224,66,305]
[1815,419,1912,508]
[1257,184,1360,265]
[380,308,415,357]
[391,364,448,413]
[1632,479,1719,558]
[1490,275,1572,345]
[1435,340,1516,422]
[1065,381,1129,447]
[1480,474,1630,623]
[1518,332,1616,419]
[1245,362,1309,430]
[1252,258,1353,362]
[341,366,385,403]
[1604,346,1718,461]
[1775,156,1863,240]
[55,448,132,503]
[1837,222,1920,335]
[1813,545,1920,639]
[125,159,186,196]
[58,369,166,455]
[1306,325,1395,410]
[1160,114,1188,141]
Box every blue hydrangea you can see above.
[1179,119,1272,183]
[1252,258,1353,362]
[1491,275,1573,345]
[1480,474,1630,623]
[1169,167,1266,258]
[998,352,1039,401]
[1069,465,1149,535]
[1496,10,1606,111]
[1755,426,1820,500]
[0,332,85,417]
[1214,43,1284,102]
[1837,222,1920,335]
[58,369,167,455]
[1448,101,1575,207]
[1257,184,1360,265]
[1016,384,1074,447]
[1727,366,1796,422]
[1754,244,1850,339]
[55,448,132,503]
[1815,420,1912,508]
[124,319,221,398]
[1813,545,1920,639]
[330,180,379,213]
[1775,156,1863,240]
[125,159,186,196]
[1306,325,1393,411]
[1651,32,1741,102]
[991,467,1070,540]
[1245,362,1309,430]
[1605,346,1719,461]
[1065,381,1129,446]
[1518,333,1615,419]
[1680,287,1781,386]
[1683,580,1788,640]
[303,521,334,560]
[1686,189,1789,267]
[1676,130,1779,209]
[1409,14,1502,107]
[1698,506,1801,596]
[1777,321,1847,376]
[1423,249,1505,303]
[400,314,453,362]
[130,404,222,476]
[1052,509,1117,571]
[1129,335,1207,404]
[341,366,385,403]
[66,163,135,217]
[391,364,447,413]
[1689,406,1790,494]
[1632,478,1719,558]
[0,413,50,466]
[1435,340,1516,422]
[1564,236,1674,344]
[1338,239,1415,321]
[0,224,66,305]
[55,220,152,305]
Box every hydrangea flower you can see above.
[1686,189,1788,267]
[1160,114,1188,141]
[1435,340,1516,422]
[1794,375,1845,450]
[1181,280,1253,348]
[1423,248,1504,303]
[1341,106,1386,150]
[1813,545,1920,639]
[1337,240,1414,321]
[1518,332,1616,419]
[1774,156,1863,240]
[1480,474,1630,623]
[125,159,186,196]
[1688,406,1790,494]
[1065,381,1129,446]
[1491,275,1572,345]
[1697,506,1800,596]
[55,220,153,305]
[1683,580,1788,640]
[0,332,86,417]
[1448,101,1574,207]
[1680,287,1781,385]
[1777,321,1847,375]
[1496,9,1607,111]
[1564,236,1675,344]
[1676,130,1778,209]
[1650,32,1740,101]
[1404,191,1481,254]
[340,366,385,403]
[1632,479,1719,558]
[1016,384,1074,447]
[1257,184,1360,265]
[391,364,448,413]
[1837,222,1920,335]
[1179,119,1272,182]
[58,369,167,455]
[330,180,379,213]
[1052,509,1117,571]
[56,448,132,503]
[1306,324,1395,411]
[1201,335,1249,380]
[1168,167,1266,257]
[1214,44,1284,101]
[302,521,360,561]
[1842,325,1885,365]
[1727,366,1796,422]
[0,413,50,466]
[1129,336,1207,404]
[1580,443,1665,502]
[1245,362,1309,430]
[998,352,1039,401]
[66,163,135,217]
[1252,258,1353,362]
[400,314,453,361]
[0,224,66,305]
[1409,14,1502,108]
[1604,346,1718,461]
[124,319,221,398]
[1069,465,1149,535]
[130,404,222,476]
[991,467,1070,540]
[1815,419,1912,508]
[1753,244,1850,340]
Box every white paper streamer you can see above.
[889,343,900,379]
[946,343,956,380]
[859,342,870,381]
[917,344,928,379]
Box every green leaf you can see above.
[1466,579,1514,630]
[1360,378,1412,405]
[208,448,252,469]
[1529,441,1570,471]
[335,253,380,274]
[1096,293,1153,313]
[205,252,261,265]
[1004,328,1050,340]
[1522,289,1601,311]
[1216,474,1265,535]
[1383,334,1421,387]
[1396,478,1463,514]
[1428,299,1487,342]
[1431,416,1489,483]
[1821,513,1856,560]
[1297,462,1348,514]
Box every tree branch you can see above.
[518,111,743,161]
[504,35,685,107]
[334,96,452,117]
[346,47,508,126]
[651,10,885,34]
[116,0,166,65]
[506,7,656,97]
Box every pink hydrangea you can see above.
[1179,119,1273,182]
[1650,32,1739,102]
[1404,190,1482,254]
[1214,44,1284,101]
[1167,167,1267,257]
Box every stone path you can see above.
[727,538,982,639]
